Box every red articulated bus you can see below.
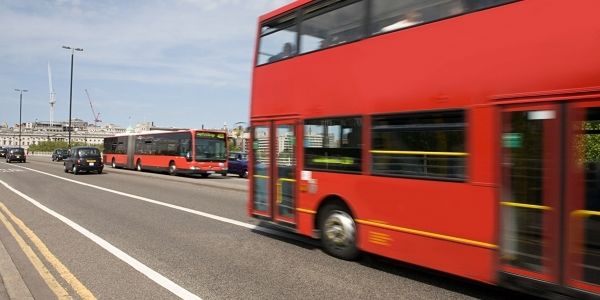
[103,129,227,177]
[248,0,600,298]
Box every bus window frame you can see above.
[303,115,363,174]
[370,108,468,182]
[257,11,300,66]
[256,0,521,65]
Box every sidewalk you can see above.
[0,237,33,299]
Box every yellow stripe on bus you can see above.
[253,175,269,179]
[296,208,316,215]
[571,210,600,218]
[279,178,296,183]
[276,178,296,204]
[312,157,355,165]
[356,219,497,250]
[500,202,551,211]
[370,150,468,157]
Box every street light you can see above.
[14,89,28,147]
[62,45,83,148]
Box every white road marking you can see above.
[0,179,201,300]
[0,162,308,297]
[0,169,25,173]
[2,162,283,236]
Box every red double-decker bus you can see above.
[248,0,600,298]
[103,129,227,177]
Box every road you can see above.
[0,156,537,299]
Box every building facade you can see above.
[0,119,126,149]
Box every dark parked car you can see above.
[51,148,69,161]
[64,146,104,175]
[0,147,6,158]
[228,152,248,178]
[5,147,26,163]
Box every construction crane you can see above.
[84,89,102,127]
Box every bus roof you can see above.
[259,0,310,23]
[112,129,226,137]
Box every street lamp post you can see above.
[62,45,83,148]
[14,89,28,148]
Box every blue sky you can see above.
[0,0,293,129]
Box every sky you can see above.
[0,0,293,129]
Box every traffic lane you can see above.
[9,159,251,225]
[29,155,248,190]
[1,162,489,299]
[10,161,535,300]
[0,176,177,299]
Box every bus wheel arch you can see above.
[316,195,359,260]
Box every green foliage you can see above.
[28,141,104,152]
[584,121,600,162]
[228,143,241,152]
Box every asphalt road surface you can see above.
[0,156,539,299]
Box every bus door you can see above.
[499,104,561,284]
[500,102,600,296]
[250,119,298,225]
[565,101,600,295]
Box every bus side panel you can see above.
[115,154,128,166]
[142,155,169,169]
[297,172,497,283]
[103,154,113,166]
[356,225,496,283]
[470,106,498,185]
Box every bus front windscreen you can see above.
[195,132,226,161]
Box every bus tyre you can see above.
[319,204,359,260]
[136,160,142,171]
[111,158,116,168]
[168,162,176,176]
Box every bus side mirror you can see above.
[186,151,192,162]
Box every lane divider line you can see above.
[0,202,96,299]
[0,179,202,300]
[0,200,72,299]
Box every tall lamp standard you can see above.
[62,45,83,148]
[14,89,28,148]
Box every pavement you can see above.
[0,234,33,299]
[0,156,32,299]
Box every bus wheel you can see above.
[168,162,177,176]
[200,173,209,178]
[111,158,116,168]
[319,204,359,260]
[136,160,142,171]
